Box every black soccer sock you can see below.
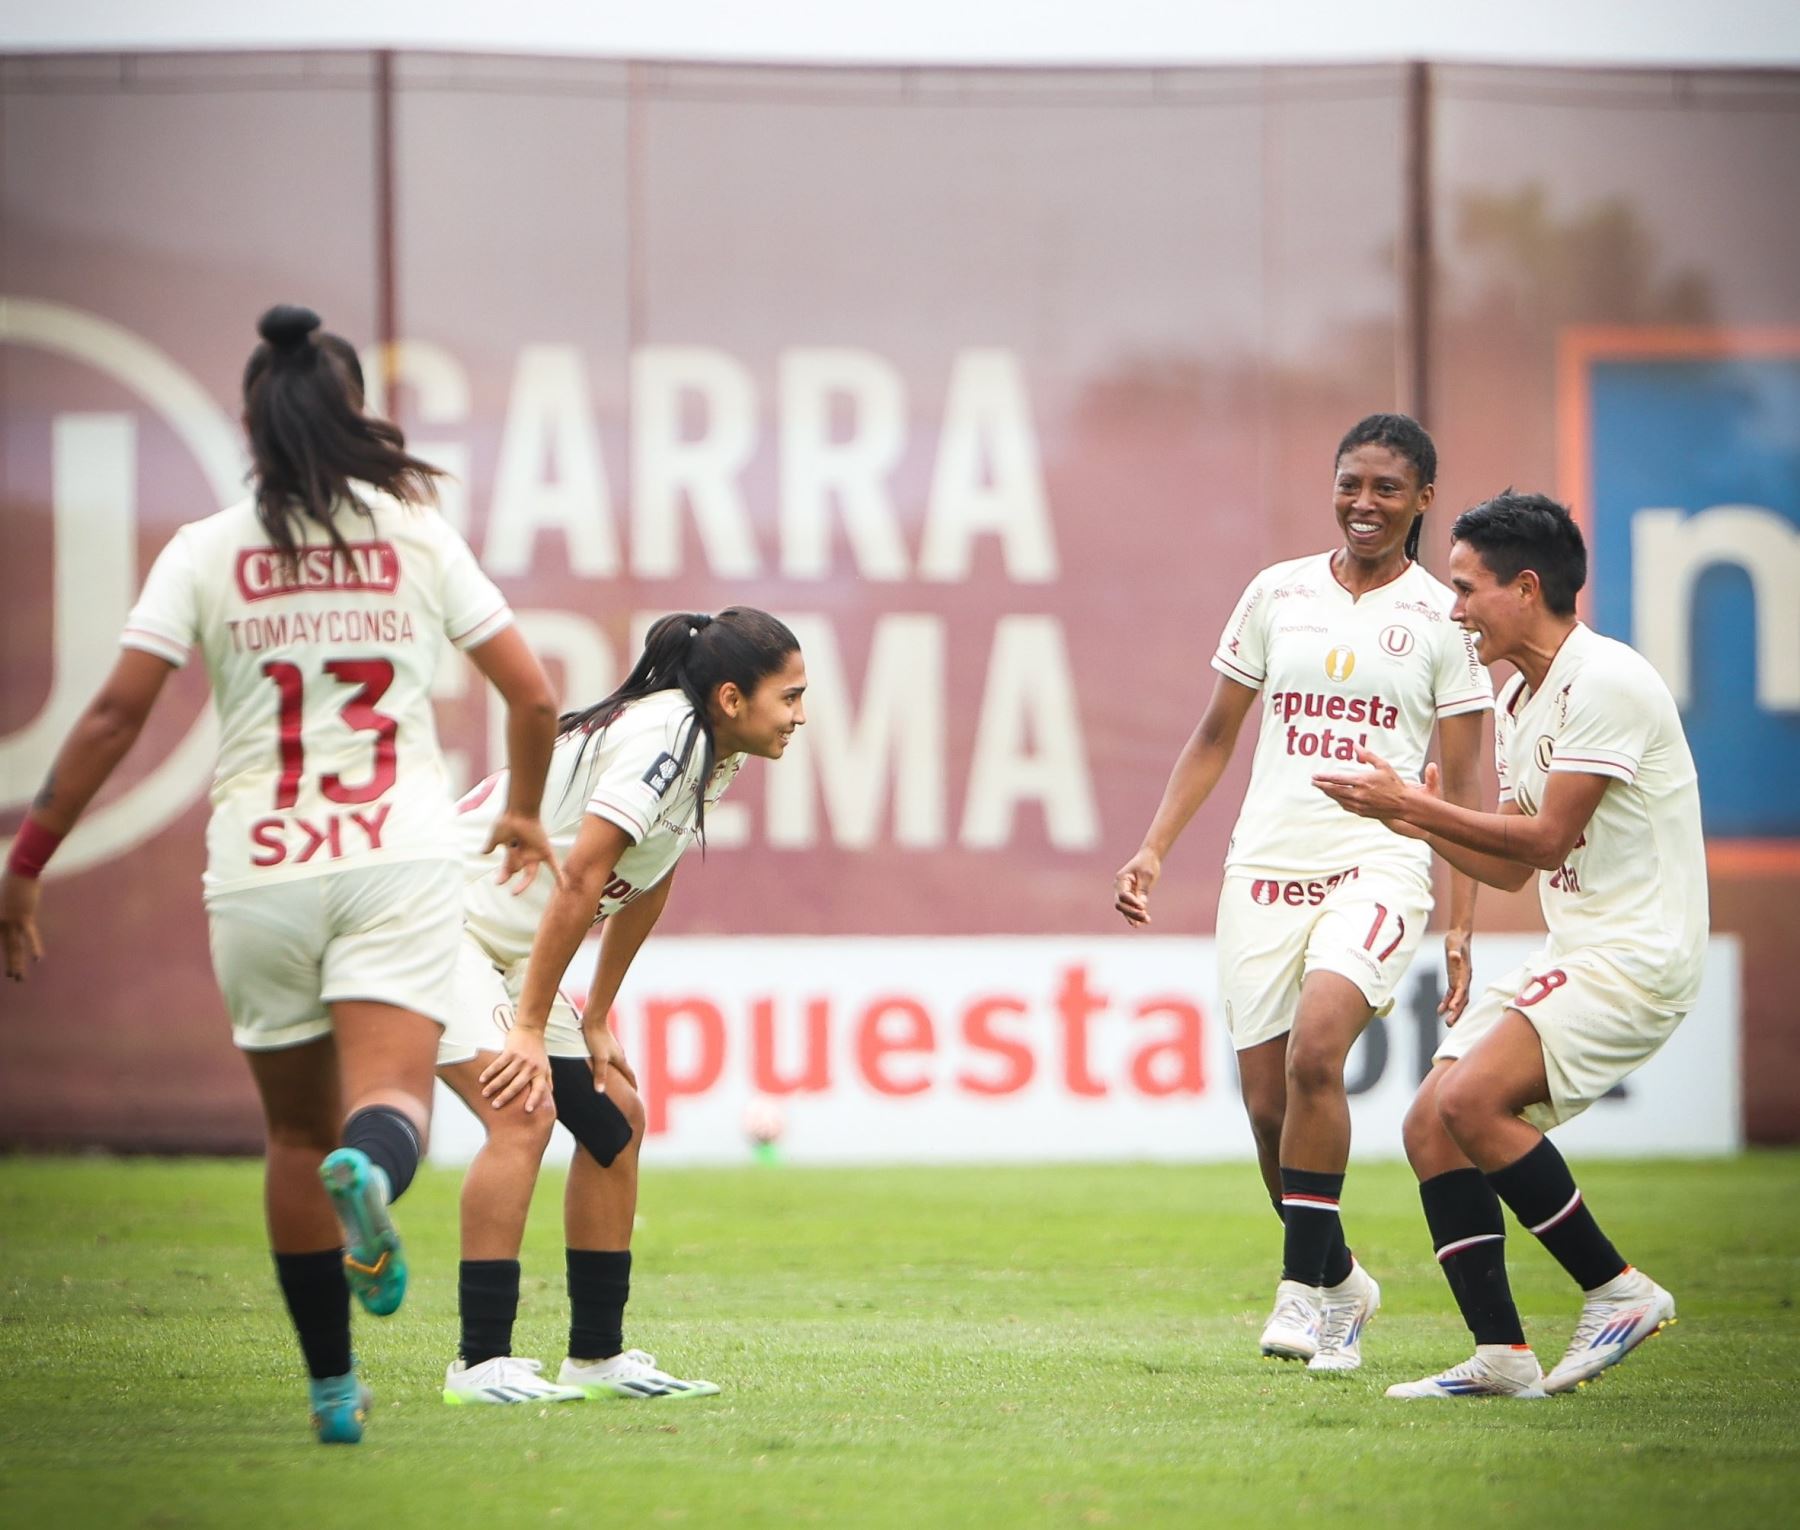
[567,1248,632,1362]
[1419,1168,1526,1346]
[1277,1193,1355,1287]
[459,1259,522,1368]
[1486,1138,1628,1292]
[274,1248,352,1380]
[1279,1168,1347,1287]
[342,1106,421,1202]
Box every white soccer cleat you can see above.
[442,1355,588,1406]
[1542,1268,1677,1395]
[1385,1345,1548,1399]
[1259,1279,1322,1361]
[1307,1261,1381,1372]
[557,1348,721,1400]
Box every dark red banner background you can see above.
[2,56,1795,1145]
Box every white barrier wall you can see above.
[429,935,1741,1167]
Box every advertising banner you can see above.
[427,934,1742,1167]
[1560,329,1800,847]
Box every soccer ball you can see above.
[742,1094,786,1147]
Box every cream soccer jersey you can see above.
[457,689,745,964]
[120,491,511,894]
[1493,622,1708,1007]
[1212,553,1493,878]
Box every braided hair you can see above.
[1335,412,1437,561]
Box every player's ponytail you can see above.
[242,304,444,570]
[1404,514,1423,562]
[558,608,800,846]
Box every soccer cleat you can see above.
[309,1371,373,1444]
[443,1355,588,1406]
[1259,1279,1322,1361]
[320,1147,407,1317]
[1307,1261,1381,1372]
[1542,1268,1676,1395]
[1385,1345,1548,1400]
[557,1349,721,1400]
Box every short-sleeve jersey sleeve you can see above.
[1494,677,1523,803]
[1549,668,1656,784]
[584,707,699,844]
[1211,573,1269,690]
[119,527,200,667]
[435,521,513,651]
[1433,623,1494,717]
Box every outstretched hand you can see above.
[1313,746,1429,837]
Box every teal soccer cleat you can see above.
[319,1148,408,1317]
[309,1371,372,1444]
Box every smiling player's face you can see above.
[1447,539,1526,667]
[712,650,808,760]
[1333,444,1429,567]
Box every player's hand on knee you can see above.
[480,1027,553,1113]
[1113,849,1160,927]
[583,1022,636,1092]
[1,872,45,981]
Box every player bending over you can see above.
[435,608,806,1405]
[1316,491,1703,1399]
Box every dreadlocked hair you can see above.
[557,607,801,847]
[242,304,444,572]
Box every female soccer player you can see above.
[1317,493,1696,1399]
[432,607,806,1405]
[0,306,560,1444]
[1112,413,1492,1372]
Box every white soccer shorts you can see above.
[1215,866,1432,1051]
[205,858,462,1051]
[1435,948,1686,1130]
[436,931,588,1067]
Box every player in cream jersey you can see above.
[1488,627,1707,1007]
[123,486,514,893]
[0,307,559,1447]
[434,609,806,1409]
[1217,550,1492,881]
[1115,415,1492,1375]
[1317,492,1702,1401]
[455,688,743,974]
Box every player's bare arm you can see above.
[1434,709,1486,1021]
[2,648,174,980]
[466,625,564,893]
[1114,674,1257,926]
[1315,745,1610,886]
[580,871,676,1094]
[482,812,635,1112]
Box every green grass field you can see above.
[2,1155,1796,1528]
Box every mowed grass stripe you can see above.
[1,1156,1795,1528]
